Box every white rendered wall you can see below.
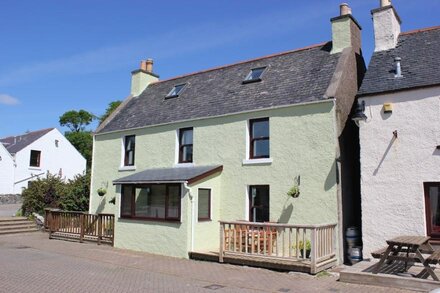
[359,86,440,257]
[13,128,86,193]
[0,144,14,194]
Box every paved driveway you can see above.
[0,204,21,217]
[0,232,411,293]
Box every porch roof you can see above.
[113,165,223,185]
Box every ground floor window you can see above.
[120,184,181,221]
[249,185,269,222]
[198,188,211,221]
[424,182,440,239]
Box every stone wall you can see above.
[0,194,22,205]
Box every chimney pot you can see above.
[140,59,154,73]
[340,3,352,16]
[380,0,391,7]
[146,58,153,73]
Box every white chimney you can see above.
[331,3,362,54]
[131,58,159,96]
[372,0,401,52]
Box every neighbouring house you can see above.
[90,4,365,273]
[0,128,87,194]
[0,143,15,194]
[356,1,440,257]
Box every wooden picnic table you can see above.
[372,235,439,281]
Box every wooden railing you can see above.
[219,221,337,273]
[46,210,114,246]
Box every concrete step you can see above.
[0,220,35,226]
[0,228,39,235]
[0,217,28,223]
[0,224,37,231]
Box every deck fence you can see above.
[219,221,337,273]
[45,209,114,246]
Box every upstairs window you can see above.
[243,67,266,84]
[29,150,41,167]
[249,118,269,159]
[179,127,193,163]
[124,135,136,166]
[166,83,186,98]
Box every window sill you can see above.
[198,219,212,222]
[174,163,194,168]
[28,167,42,171]
[242,158,273,166]
[119,166,136,171]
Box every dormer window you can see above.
[166,83,186,98]
[243,67,266,84]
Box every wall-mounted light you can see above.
[352,100,367,127]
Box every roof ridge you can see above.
[0,127,55,141]
[400,25,440,36]
[152,42,329,85]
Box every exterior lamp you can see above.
[352,100,367,127]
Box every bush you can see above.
[21,172,90,216]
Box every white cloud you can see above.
[0,94,20,105]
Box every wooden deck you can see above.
[340,260,440,292]
[190,251,337,273]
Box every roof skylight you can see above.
[243,67,266,83]
[166,83,186,98]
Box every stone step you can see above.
[0,217,28,222]
[0,224,37,231]
[0,228,39,235]
[0,220,35,226]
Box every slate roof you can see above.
[98,42,340,134]
[113,165,223,185]
[0,128,54,154]
[358,26,440,96]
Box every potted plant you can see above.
[287,175,300,198]
[97,188,107,197]
[294,240,311,258]
[287,185,300,198]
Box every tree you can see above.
[59,110,95,132]
[99,101,122,124]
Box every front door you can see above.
[249,185,269,222]
[424,182,440,239]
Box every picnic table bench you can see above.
[371,236,439,281]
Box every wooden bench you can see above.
[426,249,440,265]
[371,247,388,259]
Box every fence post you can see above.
[219,222,224,263]
[48,210,54,239]
[111,216,115,247]
[310,228,317,274]
[97,214,102,245]
[79,213,85,243]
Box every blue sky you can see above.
[0,0,439,137]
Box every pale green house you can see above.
[90,5,364,273]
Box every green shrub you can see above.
[21,172,90,216]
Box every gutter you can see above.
[183,182,195,252]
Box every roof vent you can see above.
[394,57,403,78]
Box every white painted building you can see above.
[0,143,15,194]
[0,128,86,194]
[356,1,440,256]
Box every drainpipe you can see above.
[183,182,195,252]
